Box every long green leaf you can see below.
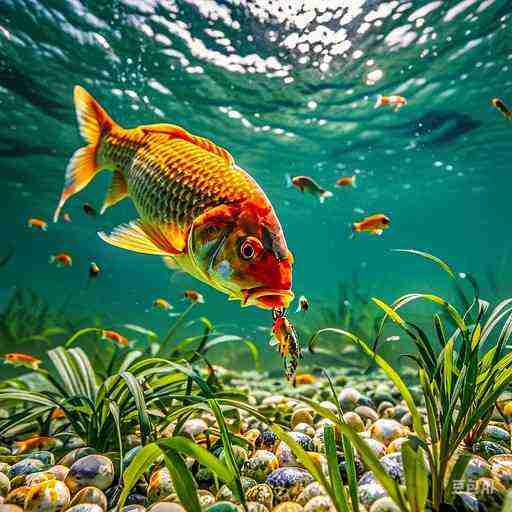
[392,249,456,279]
[158,437,235,485]
[402,441,428,512]
[273,425,336,505]
[324,425,351,512]
[337,424,408,512]
[309,328,425,438]
[119,372,152,444]
[118,443,162,509]
[160,446,201,512]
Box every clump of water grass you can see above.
[310,250,512,511]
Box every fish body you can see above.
[83,203,97,216]
[289,175,333,203]
[492,98,512,119]
[375,95,407,111]
[270,314,302,382]
[3,352,42,370]
[153,298,172,310]
[28,218,47,231]
[352,214,390,235]
[54,86,293,310]
[89,261,100,278]
[335,175,357,188]
[14,436,56,454]
[295,295,309,313]
[101,329,128,347]
[50,253,72,267]
[184,290,204,304]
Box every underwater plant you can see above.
[0,287,88,350]
[294,274,379,369]
[308,250,512,512]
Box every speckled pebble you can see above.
[0,474,9,498]
[242,450,279,482]
[266,467,314,504]
[304,495,334,512]
[64,455,114,494]
[245,483,273,509]
[272,502,304,512]
[147,503,186,512]
[7,459,46,479]
[66,505,104,512]
[68,486,107,510]
[24,479,70,512]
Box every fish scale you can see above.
[101,133,255,228]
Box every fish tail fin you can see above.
[318,190,333,204]
[351,175,357,188]
[54,86,117,222]
[49,255,55,264]
[285,173,293,188]
[374,95,383,108]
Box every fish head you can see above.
[189,200,294,310]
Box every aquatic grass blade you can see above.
[337,423,409,512]
[401,441,428,512]
[309,328,425,438]
[273,424,339,510]
[392,249,456,278]
[108,400,124,482]
[118,443,162,509]
[118,372,153,444]
[208,398,246,505]
[159,447,201,512]
[64,327,101,348]
[324,425,351,512]
[158,437,235,485]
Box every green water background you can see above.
[1,0,511,373]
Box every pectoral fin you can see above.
[101,171,128,214]
[98,220,185,255]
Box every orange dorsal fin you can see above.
[101,171,128,214]
[140,123,234,164]
[98,220,185,256]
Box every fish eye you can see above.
[240,237,262,260]
[382,217,390,225]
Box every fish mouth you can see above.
[242,287,294,309]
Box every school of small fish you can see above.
[20,89,509,382]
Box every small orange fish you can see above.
[14,436,56,454]
[101,329,129,347]
[335,175,357,188]
[27,218,47,231]
[294,373,316,385]
[352,214,390,236]
[50,408,66,420]
[295,295,309,313]
[375,95,407,112]
[153,298,172,310]
[89,261,100,278]
[270,313,302,382]
[3,353,42,370]
[287,175,333,203]
[50,253,72,267]
[83,203,97,216]
[63,212,72,223]
[492,98,512,120]
[184,290,205,304]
